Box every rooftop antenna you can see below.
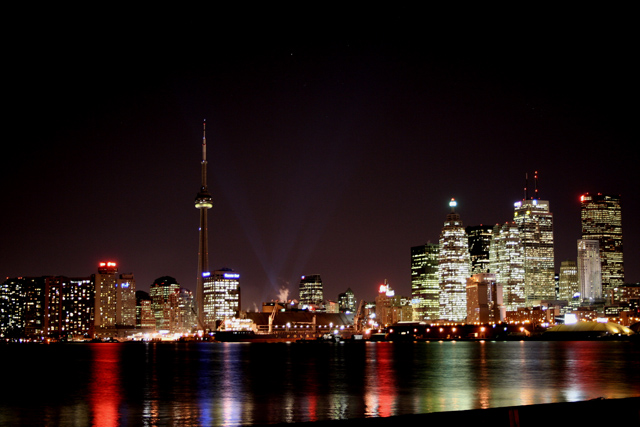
[523,173,529,200]
[534,170,539,200]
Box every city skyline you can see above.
[3,7,638,311]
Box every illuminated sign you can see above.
[202,272,211,278]
[224,273,240,279]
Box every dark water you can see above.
[1,340,639,426]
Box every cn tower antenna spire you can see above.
[195,119,213,331]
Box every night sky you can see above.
[3,7,638,311]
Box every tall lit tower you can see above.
[513,172,555,305]
[195,120,213,329]
[438,198,470,322]
[580,193,624,295]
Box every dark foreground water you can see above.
[1,340,639,426]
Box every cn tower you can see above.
[195,120,213,330]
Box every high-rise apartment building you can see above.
[0,277,44,339]
[577,239,603,302]
[299,274,324,308]
[93,262,136,333]
[558,260,579,306]
[1,276,94,340]
[490,222,525,312]
[466,225,493,275]
[439,199,470,322]
[580,193,624,294]
[203,268,240,328]
[411,243,439,321]
[93,261,119,330]
[513,175,555,305]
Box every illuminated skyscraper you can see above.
[203,268,240,329]
[150,276,181,332]
[411,243,439,321]
[513,172,555,305]
[93,261,119,330]
[299,274,324,308]
[490,222,525,312]
[195,120,213,329]
[558,260,579,306]
[439,199,470,322]
[577,239,602,302]
[580,193,624,294]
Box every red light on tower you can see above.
[98,261,118,274]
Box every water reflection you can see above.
[89,343,123,426]
[0,341,638,426]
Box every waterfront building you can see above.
[513,174,555,305]
[411,243,439,321]
[490,222,525,311]
[195,120,213,330]
[577,239,603,303]
[439,199,471,322]
[150,276,181,332]
[466,273,504,323]
[466,225,493,275]
[1,276,94,340]
[93,262,136,334]
[337,288,356,313]
[299,274,324,309]
[44,276,95,339]
[117,274,136,327]
[375,281,411,326]
[203,268,240,329]
[135,291,155,329]
[0,277,44,338]
[558,260,579,307]
[93,261,119,330]
[580,193,624,294]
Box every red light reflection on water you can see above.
[89,344,122,427]
[365,343,397,418]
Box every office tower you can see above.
[411,243,440,321]
[203,268,240,329]
[578,240,603,302]
[93,261,119,330]
[490,222,525,312]
[439,199,471,322]
[150,276,181,332]
[195,120,213,330]
[116,274,136,327]
[466,225,493,274]
[299,274,324,308]
[466,273,504,323]
[135,291,155,329]
[513,172,555,305]
[580,193,624,294]
[558,260,579,306]
[337,288,356,313]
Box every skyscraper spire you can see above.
[195,119,213,330]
